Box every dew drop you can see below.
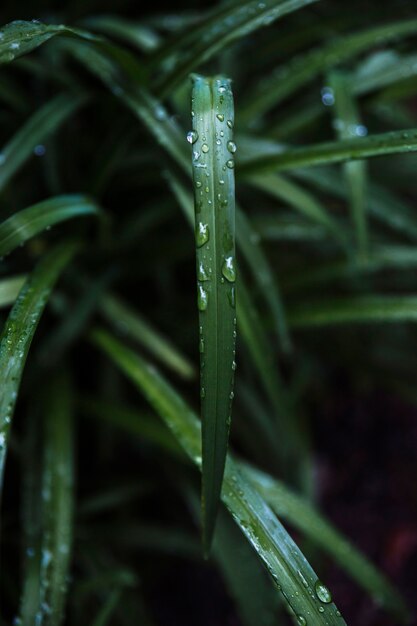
[216,113,225,122]
[199,338,205,353]
[218,86,226,94]
[196,222,209,247]
[197,285,208,311]
[227,120,233,129]
[197,261,209,281]
[228,286,236,308]
[321,86,335,106]
[296,616,307,626]
[222,256,236,282]
[227,141,237,154]
[187,130,198,144]
[201,143,209,153]
[314,580,332,604]
[226,159,235,169]
[318,607,324,613]
[195,181,202,188]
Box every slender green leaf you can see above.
[38,370,74,626]
[0,93,88,193]
[246,464,408,619]
[191,75,237,552]
[288,295,417,328]
[240,127,417,175]
[0,195,99,257]
[0,275,26,307]
[82,16,161,52]
[0,241,79,488]
[100,293,195,379]
[240,18,417,123]
[153,0,321,97]
[328,71,368,259]
[91,327,347,625]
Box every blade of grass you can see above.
[0,94,88,193]
[0,195,99,257]
[90,327,347,625]
[245,464,408,619]
[240,18,417,123]
[240,127,417,175]
[0,275,26,307]
[0,241,79,489]
[153,0,320,97]
[288,295,417,328]
[81,15,161,52]
[99,293,195,379]
[191,75,237,552]
[246,172,349,250]
[165,171,290,352]
[38,370,74,626]
[328,71,368,260]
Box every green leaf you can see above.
[240,127,417,175]
[0,274,26,307]
[240,18,417,123]
[0,195,99,257]
[100,293,195,379]
[82,15,161,52]
[288,295,417,328]
[0,20,91,65]
[246,172,349,250]
[246,464,408,620]
[191,75,237,552]
[38,370,74,626]
[0,241,79,489]
[0,93,88,193]
[328,71,368,260]
[153,0,321,97]
[90,327,347,626]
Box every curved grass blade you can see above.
[0,241,79,489]
[246,464,408,620]
[246,173,349,250]
[328,71,368,260]
[90,327,346,625]
[0,20,92,65]
[153,0,320,97]
[253,214,328,242]
[288,295,417,328]
[38,370,74,626]
[0,195,99,257]
[100,293,195,379]
[291,166,417,243]
[0,275,26,307]
[0,94,88,193]
[191,75,236,552]
[240,18,417,123]
[240,127,417,175]
[91,589,122,626]
[82,16,161,52]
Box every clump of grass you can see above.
[0,1,416,625]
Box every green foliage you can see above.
[1,2,415,625]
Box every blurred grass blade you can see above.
[235,206,290,352]
[0,93,88,193]
[38,370,74,626]
[0,195,99,257]
[100,293,195,379]
[0,241,79,489]
[246,464,408,619]
[240,18,417,122]
[91,327,346,625]
[289,295,417,328]
[240,127,417,174]
[246,173,349,249]
[82,16,161,52]
[191,75,236,552]
[291,166,417,243]
[328,71,368,260]
[91,589,122,626]
[154,0,320,97]
[0,274,26,307]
